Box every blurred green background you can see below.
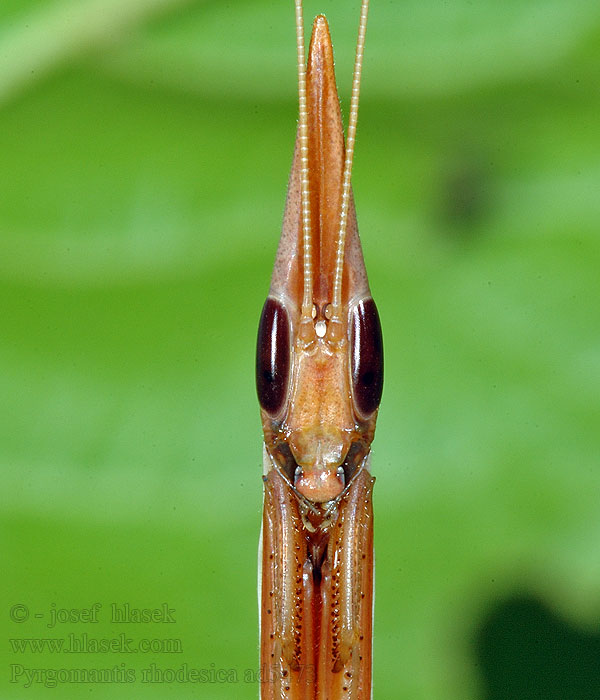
[2,0,599,698]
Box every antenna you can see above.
[331,0,370,319]
[294,0,313,323]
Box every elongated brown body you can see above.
[257,12,381,700]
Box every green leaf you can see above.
[2,2,599,698]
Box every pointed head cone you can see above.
[269,15,369,315]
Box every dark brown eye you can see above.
[256,297,290,416]
[350,298,383,418]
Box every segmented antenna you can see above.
[331,0,370,319]
[294,0,313,321]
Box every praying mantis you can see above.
[256,1,382,698]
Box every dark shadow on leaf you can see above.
[475,594,600,700]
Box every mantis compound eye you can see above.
[256,297,290,417]
[350,298,384,419]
